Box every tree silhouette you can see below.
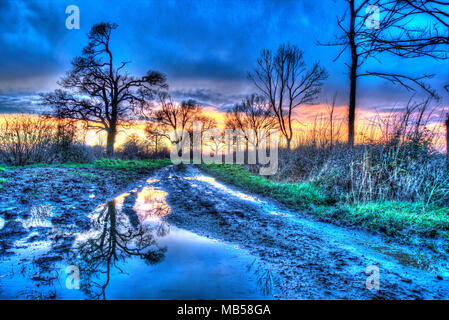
[373,0,448,59]
[249,44,327,150]
[189,114,217,158]
[73,198,168,299]
[41,22,167,156]
[225,94,277,153]
[321,0,442,146]
[150,92,201,147]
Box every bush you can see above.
[270,104,449,207]
[0,115,95,165]
[0,115,54,165]
[50,143,95,164]
[117,135,170,160]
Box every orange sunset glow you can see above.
[2,100,447,152]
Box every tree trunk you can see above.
[106,128,116,157]
[446,114,449,170]
[348,0,357,147]
[286,138,291,151]
[348,64,357,146]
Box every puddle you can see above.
[182,170,449,276]
[0,178,274,300]
[185,176,257,202]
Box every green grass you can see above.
[343,202,449,239]
[200,163,331,209]
[0,177,6,189]
[200,163,449,244]
[2,158,172,171]
[92,158,172,170]
[71,169,97,180]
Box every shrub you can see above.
[0,115,95,165]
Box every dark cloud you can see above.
[0,0,68,83]
[0,0,447,112]
[171,88,246,108]
[0,94,46,114]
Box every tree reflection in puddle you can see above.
[62,179,273,300]
[71,183,170,299]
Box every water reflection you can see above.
[71,184,170,299]
[185,176,257,202]
[61,179,272,300]
[134,187,171,222]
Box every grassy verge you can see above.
[200,163,449,244]
[1,158,172,171]
[316,202,449,241]
[200,163,332,209]
[92,158,172,170]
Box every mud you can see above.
[159,165,449,299]
[0,164,448,299]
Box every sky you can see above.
[0,0,448,122]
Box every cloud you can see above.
[0,94,46,114]
[0,0,67,84]
[171,88,246,109]
[0,0,446,117]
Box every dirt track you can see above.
[155,165,449,299]
[1,164,449,299]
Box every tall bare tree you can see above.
[249,44,328,150]
[321,0,441,146]
[190,114,217,156]
[41,22,167,156]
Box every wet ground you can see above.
[0,165,448,299]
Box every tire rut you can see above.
[154,165,449,300]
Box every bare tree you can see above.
[225,94,277,149]
[151,92,201,147]
[41,22,167,156]
[190,114,217,156]
[321,0,441,146]
[249,44,327,150]
[373,0,448,59]
[145,122,167,154]
[370,0,449,166]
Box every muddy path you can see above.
[0,164,448,299]
[158,165,449,299]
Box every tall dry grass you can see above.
[0,115,94,165]
[273,101,449,206]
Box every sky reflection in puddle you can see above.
[185,176,257,202]
[60,178,272,300]
[185,176,293,218]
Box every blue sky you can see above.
[0,0,447,115]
